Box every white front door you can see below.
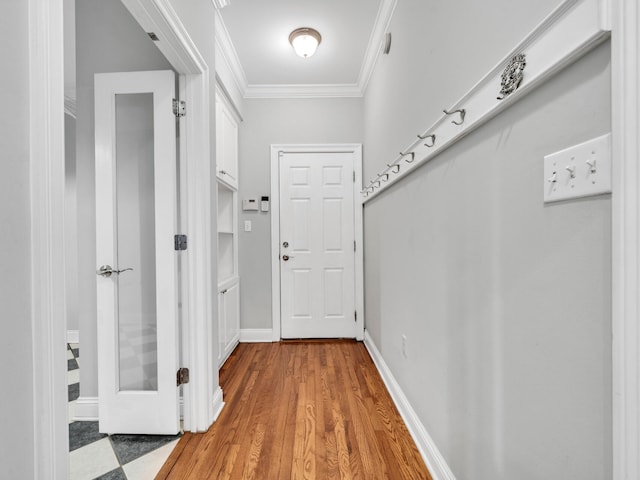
[279,152,356,338]
[94,70,180,434]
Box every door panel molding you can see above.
[270,144,364,341]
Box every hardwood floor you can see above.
[157,340,432,479]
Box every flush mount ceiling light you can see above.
[289,27,322,58]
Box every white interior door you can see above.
[279,152,356,338]
[95,70,179,434]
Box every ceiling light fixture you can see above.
[289,27,322,58]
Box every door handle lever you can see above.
[96,265,134,278]
[282,255,295,261]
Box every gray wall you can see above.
[75,0,173,398]
[0,1,35,477]
[362,0,612,477]
[238,98,363,329]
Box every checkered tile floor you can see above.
[67,343,181,480]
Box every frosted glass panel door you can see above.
[95,71,179,435]
[115,93,158,391]
[279,152,356,338]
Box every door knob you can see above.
[282,255,295,261]
[96,265,134,278]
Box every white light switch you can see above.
[543,133,611,203]
[244,220,252,232]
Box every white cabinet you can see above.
[218,280,239,367]
[215,97,238,189]
[215,92,240,368]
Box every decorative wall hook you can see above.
[423,134,436,147]
[443,108,466,125]
[497,53,526,100]
[387,163,401,174]
[400,151,415,163]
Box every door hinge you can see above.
[174,234,188,251]
[354,240,356,252]
[355,310,357,322]
[353,170,356,182]
[177,367,190,386]
[173,99,186,117]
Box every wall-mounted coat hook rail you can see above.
[443,108,466,125]
[387,163,401,174]
[400,151,415,163]
[423,134,436,147]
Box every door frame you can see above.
[28,1,221,476]
[611,0,640,478]
[116,0,223,433]
[270,144,364,341]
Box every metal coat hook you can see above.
[423,134,436,147]
[417,132,431,140]
[387,163,400,174]
[443,108,466,125]
[374,180,381,188]
[378,173,389,182]
[400,151,415,163]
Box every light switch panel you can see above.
[543,133,611,203]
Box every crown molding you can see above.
[64,92,76,119]
[357,0,398,94]
[214,0,397,99]
[211,0,230,9]
[244,83,363,99]
[214,8,247,96]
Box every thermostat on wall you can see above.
[242,198,259,211]
[261,196,270,212]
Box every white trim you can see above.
[29,0,69,478]
[356,0,398,94]
[211,0,230,8]
[74,397,99,422]
[214,8,247,97]
[363,0,611,203]
[363,331,456,480]
[270,144,364,341]
[211,386,225,422]
[64,93,77,119]
[612,0,640,478]
[239,329,274,343]
[119,0,216,433]
[67,330,79,344]
[244,83,363,99]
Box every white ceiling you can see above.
[218,0,393,97]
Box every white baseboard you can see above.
[67,330,79,344]
[73,396,98,421]
[211,386,225,422]
[239,328,274,343]
[75,395,191,425]
[363,330,456,480]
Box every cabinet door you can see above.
[225,282,239,348]
[215,100,238,188]
[217,289,226,365]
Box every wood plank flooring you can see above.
[157,340,432,479]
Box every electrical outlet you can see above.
[244,220,252,232]
[543,133,611,203]
[401,334,407,358]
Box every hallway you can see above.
[157,341,431,479]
